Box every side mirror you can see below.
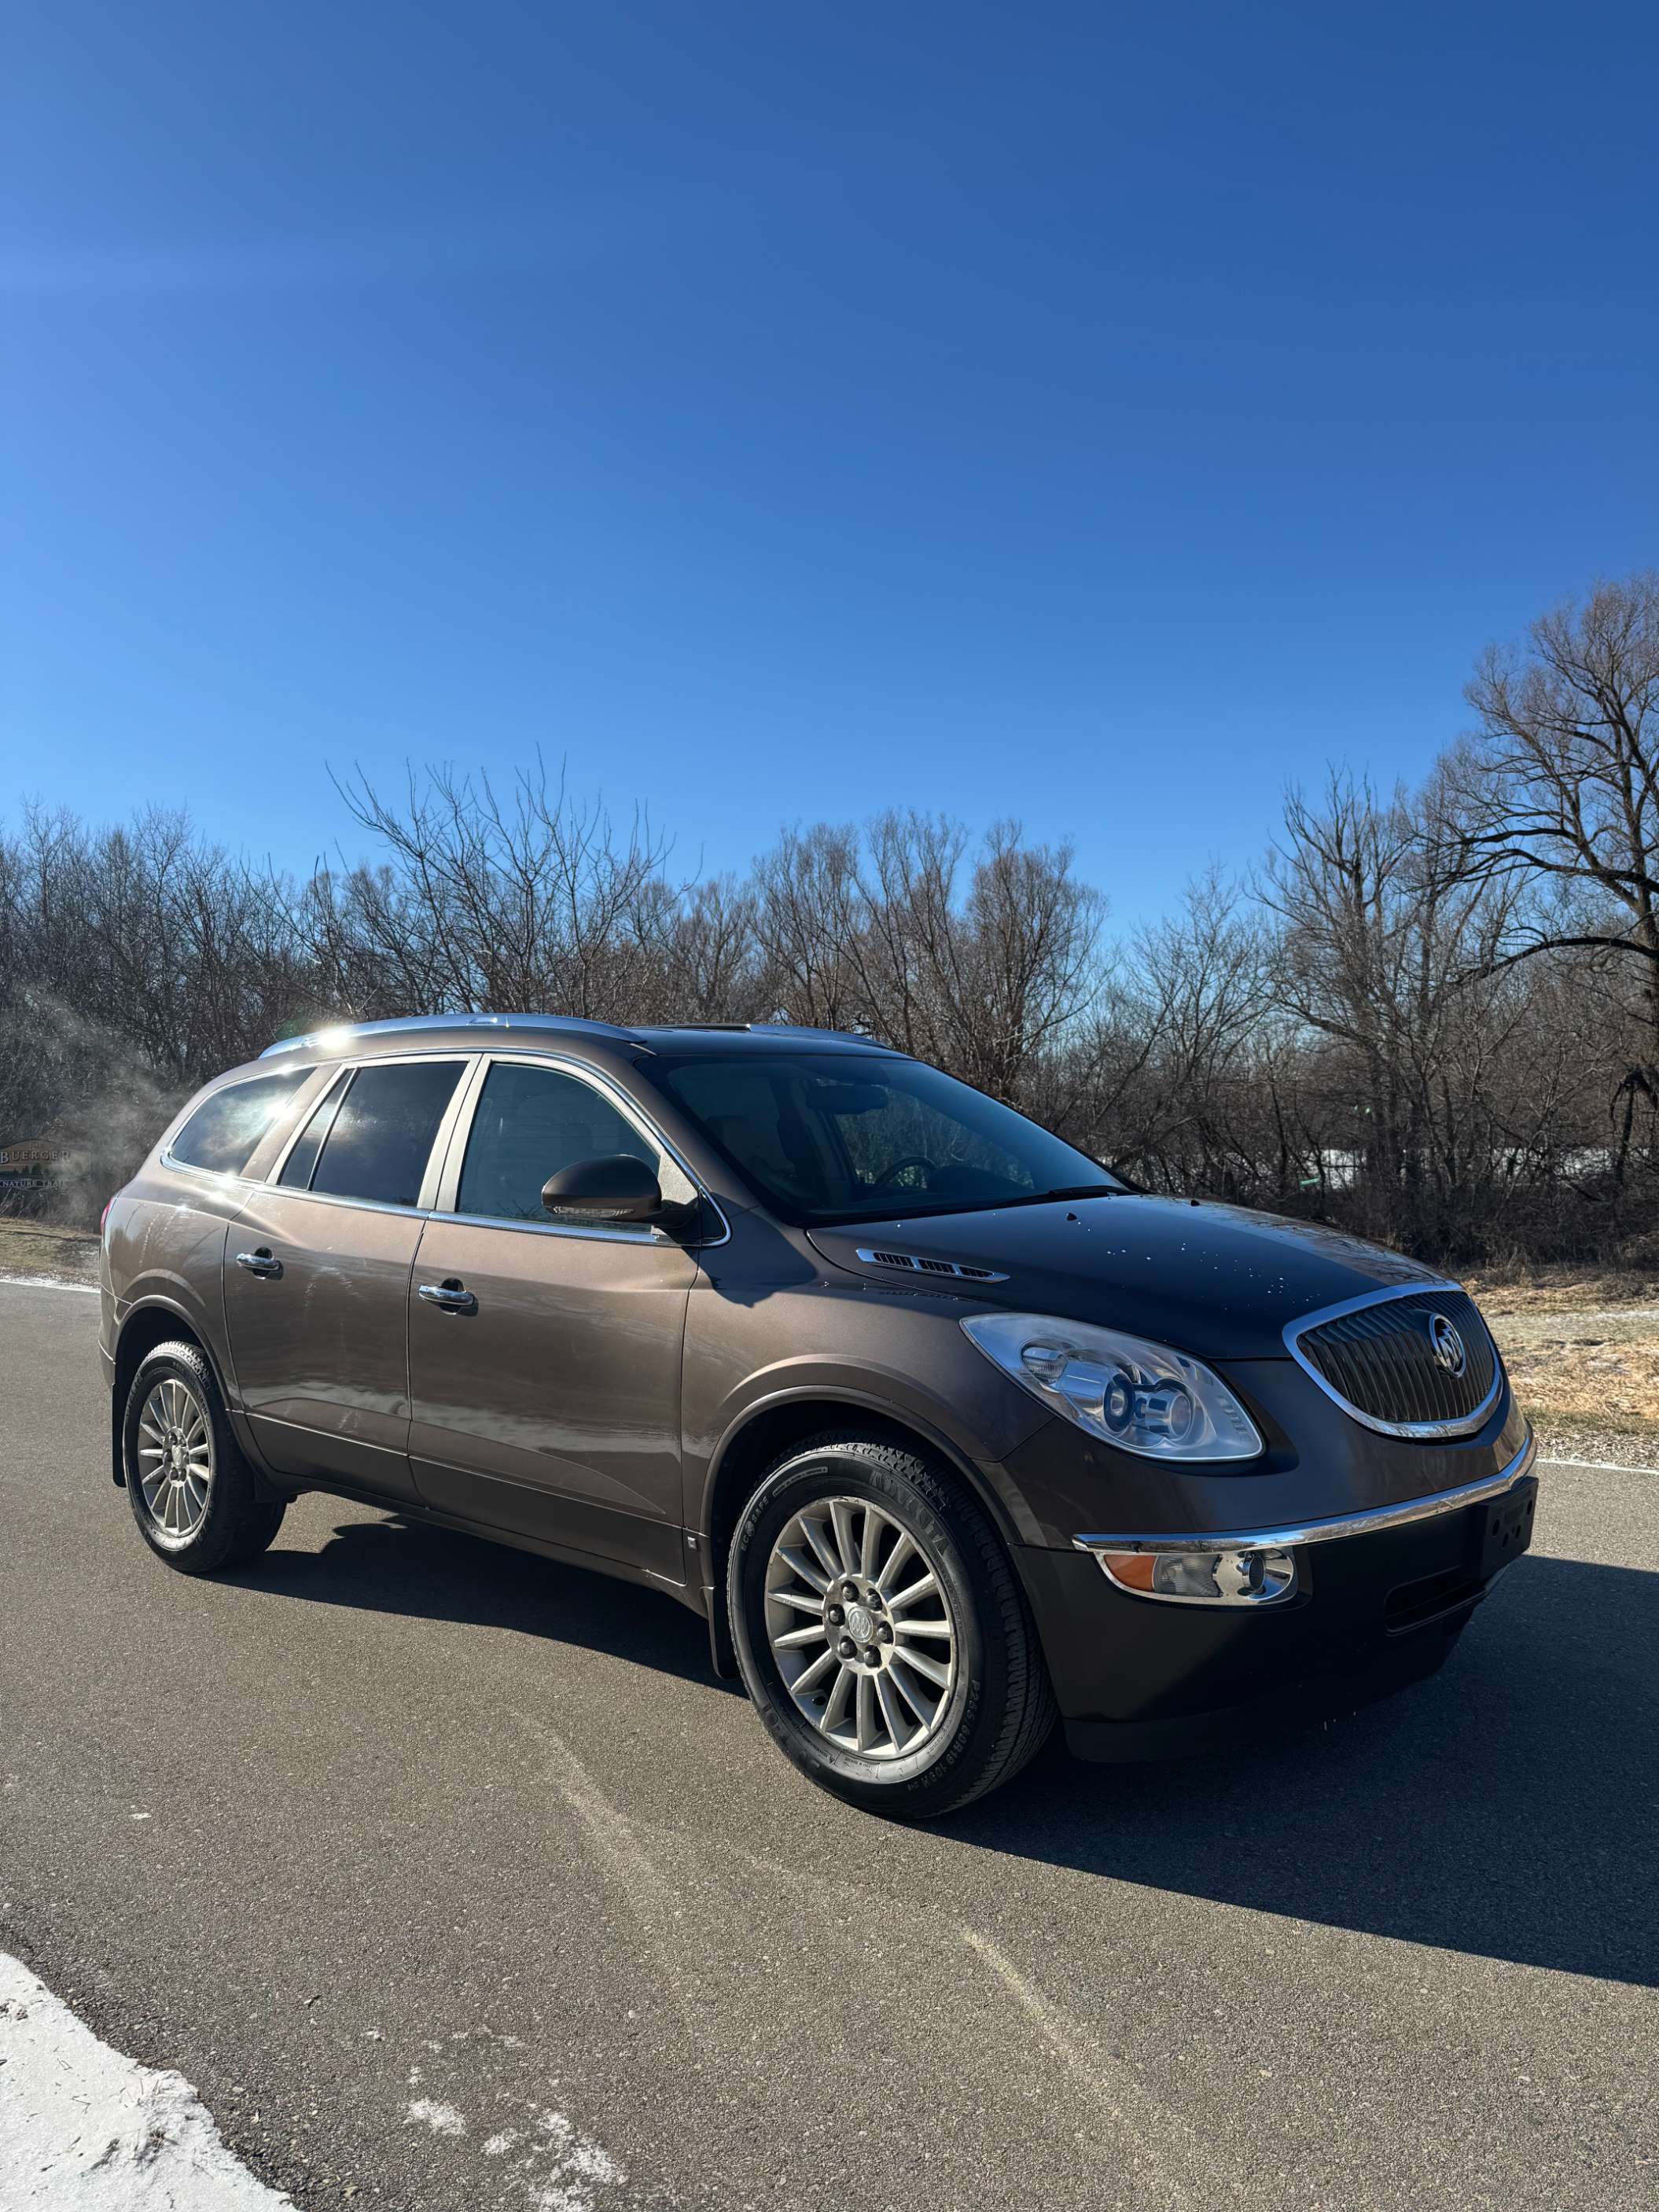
[541,1154,663,1224]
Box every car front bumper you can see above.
[1017,1432,1537,1761]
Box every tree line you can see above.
[2,572,1654,1264]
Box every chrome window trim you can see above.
[435,1047,731,1251]
[1074,1430,1536,1558]
[160,1153,267,1193]
[1282,1279,1505,1440]
[437,1209,696,1250]
[234,1184,438,1224]
[224,1040,727,1248]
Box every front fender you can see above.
[681,1279,1052,1544]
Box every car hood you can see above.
[804,1194,1444,1360]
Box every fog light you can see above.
[1093,1546,1297,1607]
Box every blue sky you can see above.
[3,1,1653,926]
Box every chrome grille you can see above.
[1287,1288,1500,1437]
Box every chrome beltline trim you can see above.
[1282,1279,1505,1440]
[1072,1430,1536,1555]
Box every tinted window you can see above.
[647,1052,1117,1225]
[307,1060,464,1209]
[171,1068,311,1176]
[277,1070,350,1189]
[458,1063,660,1223]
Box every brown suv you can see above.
[101,1014,1536,1816]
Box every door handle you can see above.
[235,1248,283,1279]
[418,1279,477,1315]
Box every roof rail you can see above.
[259,1013,640,1058]
[667,1021,881,1044]
[259,1013,895,1059]
[746,1022,887,1045]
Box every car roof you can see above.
[259,1014,903,1062]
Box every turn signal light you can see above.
[1092,1546,1297,1607]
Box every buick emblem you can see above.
[1428,1312,1466,1376]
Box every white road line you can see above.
[1499,1305,1659,1326]
[0,1275,99,1294]
[1540,1455,1659,1476]
[0,1951,292,2210]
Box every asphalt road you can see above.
[2,1280,1656,2212]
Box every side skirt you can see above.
[257,1470,708,1619]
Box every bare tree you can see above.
[6,576,1658,1265]
[750,823,866,1032]
[332,756,671,1020]
[631,873,774,1023]
[1452,573,1659,1054]
[1082,869,1268,1194]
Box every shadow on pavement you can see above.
[237,1521,1656,1986]
[944,1553,1659,1988]
[234,1512,736,1692]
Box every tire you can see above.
[727,1432,1055,1818]
[123,1341,285,1575]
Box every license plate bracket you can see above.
[1474,1474,1538,1581]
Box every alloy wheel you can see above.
[135,1376,214,1540]
[763,1495,958,1759]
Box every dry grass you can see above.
[1463,1268,1659,1426]
[1498,1336,1659,1425]
[0,1216,100,1285]
[1461,1263,1659,1316]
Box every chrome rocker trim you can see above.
[1074,1430,1536,1561]
[1282,1279,1505,1441]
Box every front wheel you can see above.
[727,1434,1055,1817]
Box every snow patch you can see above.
[526,2108,624,2209]
[403,2097,466,2137]
[0,1949,292,2208]
[0,1274,99,1294]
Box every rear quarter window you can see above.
[169,1068,312,1176]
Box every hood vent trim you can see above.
[855,1246,1009,1284]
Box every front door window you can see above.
[454,1062,684,1223]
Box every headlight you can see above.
[961,1311,1263,1462]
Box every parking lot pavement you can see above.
[2,1279,1655,2212]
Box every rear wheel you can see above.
[727,1433,1054,1817]
[123,1342,285,1574]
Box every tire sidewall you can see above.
[728,1441,1010,1816]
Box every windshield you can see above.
[644,1051,1121,1225]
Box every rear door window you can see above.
[303,1060,465,1209]
[170,1068,311,1176]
